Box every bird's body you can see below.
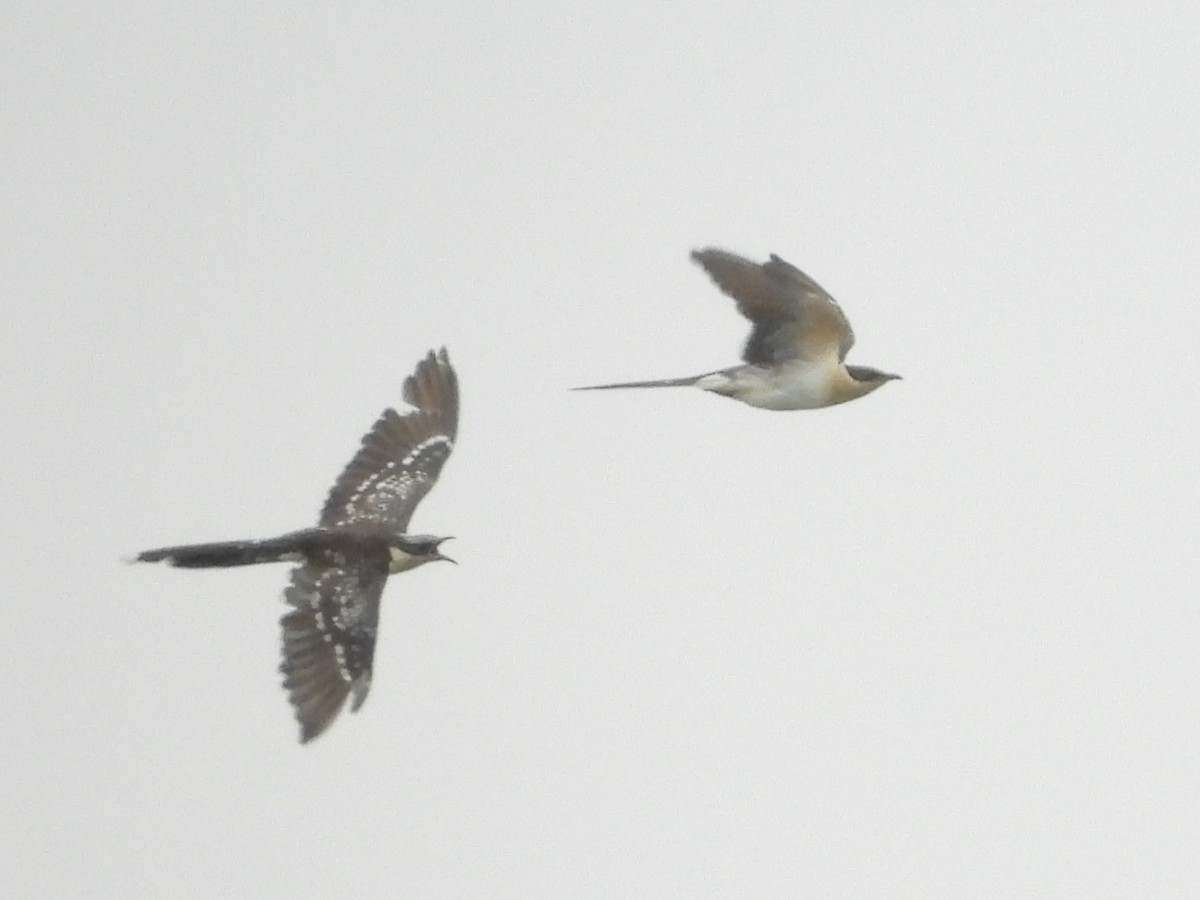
[133,349,459,743]
[576,248,900,410]
[695,360,850,410]
[136,524,447,574]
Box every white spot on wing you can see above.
[333,644,353,682]
[335,433,453,525]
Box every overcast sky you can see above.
[4,3,1199,897]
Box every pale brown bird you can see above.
[577,248,900,410]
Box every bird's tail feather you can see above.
[133,536,305,569]
[573,374,701,391]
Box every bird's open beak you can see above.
[433,537,457,565]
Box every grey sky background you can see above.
[4,3,1198,897]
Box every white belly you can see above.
[697,363,834,410]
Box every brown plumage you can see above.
[576,248,899,410]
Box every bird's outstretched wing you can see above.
[319,348,458,533]
[279,553,389,743]
[691,248,855,365]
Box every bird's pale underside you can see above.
[134,348,459,743]
[576,248,900,410]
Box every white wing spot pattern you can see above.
[334,434,454,526]
[332,643,353,682]
[295,567,377,684]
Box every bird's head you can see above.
[844,365,902,395]
[390,534,456,572]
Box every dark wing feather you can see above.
[279,553,389,743]
[690,248,855,364]
[319,348,458,532]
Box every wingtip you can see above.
[691,246,763,274]
[421,346,450,370]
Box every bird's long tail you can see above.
[132,535,305,568]
[572,374,702,391]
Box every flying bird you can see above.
[576,248,900,410]
[132,349,459,743]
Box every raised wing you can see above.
[320,348,458,533]
[691,248,855,365]
[279,553,389,743]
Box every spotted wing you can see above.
[319,348,458,533]
[279,553,389,743]
[691,248,855,365]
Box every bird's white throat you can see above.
[388,546,427,574]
